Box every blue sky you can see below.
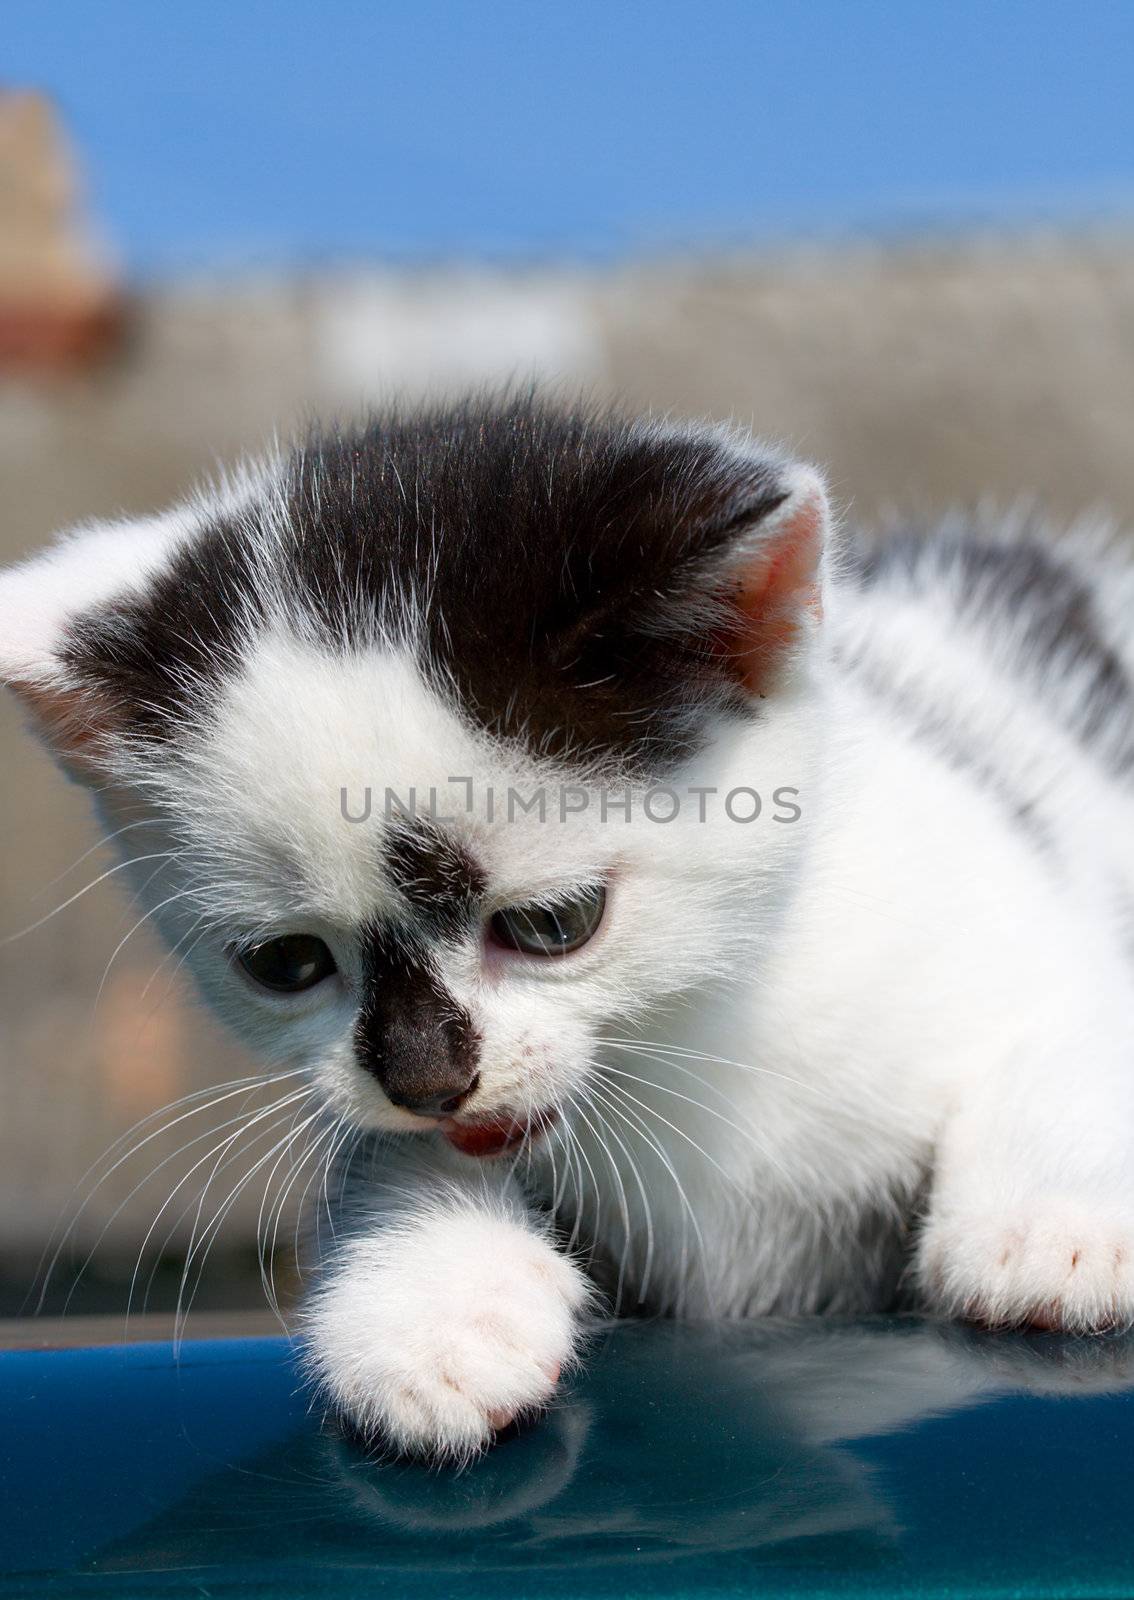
[9,1,1134,276]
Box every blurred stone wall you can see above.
[2,237,1134,1303]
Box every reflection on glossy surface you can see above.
[2,1318,1133,1595]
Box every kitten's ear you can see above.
[668,445,831,698]
[0,514,182,779]
[711,460,828,695]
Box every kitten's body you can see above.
[556,524,1134,1318]
[3,399,1134,1458]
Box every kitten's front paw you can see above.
[304,1206,589,1462]
[918,1197,1134,1332]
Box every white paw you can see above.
[304,1204,589,1461]
[918,1195,1134,1332]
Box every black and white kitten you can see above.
[3,397,1134,1459]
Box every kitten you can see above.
[3,396,1134,1461]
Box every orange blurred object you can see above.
[0,90,125,370]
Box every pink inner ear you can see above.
[726,485,826,696]
[10,676,117,775]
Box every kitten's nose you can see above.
[386,1072,480,1120]
[354,958,481,1119]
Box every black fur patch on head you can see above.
[383,819,486,940]
[354,925,480,1112]
[60,396,792,773]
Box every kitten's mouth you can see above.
[441,1106,558,1159]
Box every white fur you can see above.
[303,1171,590,1461]
[4,438,1134,1459]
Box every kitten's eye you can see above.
[490,885,606,957]
[236,934,337,993]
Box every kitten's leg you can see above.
[302,1141,591,1461]
[917,1017,1134,1331]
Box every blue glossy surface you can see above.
[2,1319,1133,1596]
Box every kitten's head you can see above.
[0,398,830,1158]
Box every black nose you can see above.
[385,1072,480,1119]
[353,939,481,1119]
